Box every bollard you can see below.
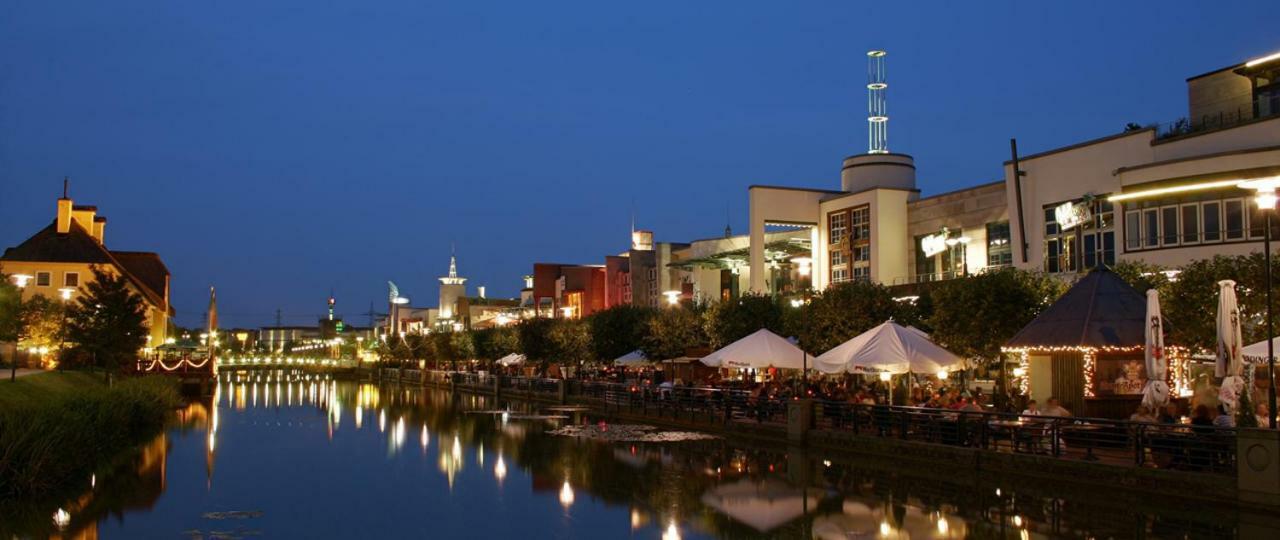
[557,380,567,404]
[787,399,813,445]
[1239,428,1280,507]
[493,375,502,398]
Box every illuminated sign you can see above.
[1054,201,1092,231]
[920,233,949,257]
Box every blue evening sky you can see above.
[2,1,1276,327]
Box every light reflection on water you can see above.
[3,371,1267,539]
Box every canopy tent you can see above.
[813,321,963,375]
[613,349,650,367]
[699,328,808,370]
[700,478,828,533]
[495,353,526,367]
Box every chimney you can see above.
[56,198,73,234]
[93,216,107,245]
[478,286,486,299]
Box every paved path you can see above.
[11,368,45,378]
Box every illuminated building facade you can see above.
[1007,49,1280,274]
[1,185,173,349]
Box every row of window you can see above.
[1123,197,1280,250]
[26,271,79,288]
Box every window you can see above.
[36,272,51,287]
[829,212,847,245]
[853,245,869,262]
[986,221,1012,268]
[831,267,849,283]
[1144,209,1159,248]
[1226,199,1245,240]
[850,207,870,241]
[1161,206,1179,246]
[1044,198,1113,272]
[1203,202,1221,242]
[64,272,79,287]
[852,266,870,281]
[831,250,846,266]
[1125,211,1141,250]
[1181,204,1199,244]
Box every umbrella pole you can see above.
[1268,210,1277,429]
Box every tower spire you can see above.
[62,176,69,199]
[867,50,888,154]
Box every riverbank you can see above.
[0,372,181,499]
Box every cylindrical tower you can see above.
[867,50,888,154]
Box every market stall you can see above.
[1003,266,1189,418]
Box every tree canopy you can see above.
[62,266,149,372]
[928,267,1064,361]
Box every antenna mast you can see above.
[867,50,888,154]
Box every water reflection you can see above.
[3,373,1269,539]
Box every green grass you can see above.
[0,370,107,407]
[0,374,181,499]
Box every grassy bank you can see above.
[0,371,107,408]
[0,372,181,498]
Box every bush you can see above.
[0,375,180,499]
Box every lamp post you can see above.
[9,274,32,382]
[1241,178,1280,429]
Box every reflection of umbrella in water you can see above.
[700,478,827,533]
[811,500,966,539]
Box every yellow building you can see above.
[1,191,173,350]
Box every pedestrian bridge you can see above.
[217,356,358,370]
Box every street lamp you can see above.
[1240,177,1280,429]
[662,290,681,306]
[8,274,31,382]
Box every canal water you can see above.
[6,373,1269,539]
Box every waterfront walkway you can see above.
[344,367,1263,509]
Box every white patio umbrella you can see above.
[813,321,963,375]
[700,478,826,533]
[1142,289,1170,409]
[495,353,526,367]
[1242,337,1280,360]
[613,349,649,367]
[699,328,808,370]
[1217,280,1246,410]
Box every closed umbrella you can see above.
[1142,290,1169,409]
[1217,280,1246,410]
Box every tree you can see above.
[587,305,656,361]
[1112,260,1171,296]
[928,268,1064,362]
[790,281,907,355]
[641,306,707,361]
[1162,254,1280,351]
[703,294,784,349]
[19,295,66,357]
[63,266,148,379]
[517,317,559,375]
[0,275,19,344]
[549,319,592,376]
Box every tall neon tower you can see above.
[867,50,888,154]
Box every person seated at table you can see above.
[1213,404,1236,428]
[1129,404,1157,423]
[960,395,985,413]
[1158,403,1180,424]
[1190,404,1214,429]
[1255,403,1270,428]
[1041,397,1072,417]
[1020,399,1040,417]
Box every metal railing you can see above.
[811,401,1237,475]
[581,381,790,426]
